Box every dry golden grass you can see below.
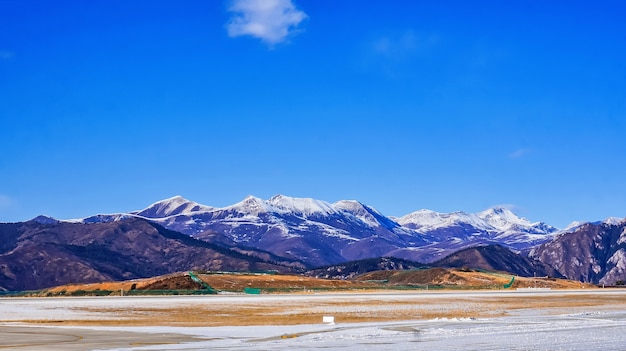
[43,272,365,295]
[46,280,150,294]
[195,273,361,291]
[43,269,595,297]
[357,269,596,289]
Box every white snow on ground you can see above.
[90,312,626,351]
[2,291,626,350]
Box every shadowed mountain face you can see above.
[306,257,427,280]
[0,219,297,291]
[305,245,562,281]
[531,221,626,284]
[432,244,561,278]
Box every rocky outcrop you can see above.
[531,221,626,284]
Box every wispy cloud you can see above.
[363,30,439,78]
[0,50,14,60]
[226,0,307,45]
[0,195,11,210]
[508,148,532,159]
[372,30,419,59]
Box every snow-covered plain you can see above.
[93,313,626,351]
[2,290,626,350]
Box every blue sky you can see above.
[1,0,625,227]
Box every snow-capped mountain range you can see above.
[62,194,577,266]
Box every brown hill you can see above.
[34,268,594,297]
[0,219,297,291]
[42,271,362,296]
[433,244,561,278]
[353,268,593,289]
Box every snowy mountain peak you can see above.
[238,195,267,208]
[29,215,60,225]
[398,209,441,221]
[242,195,263,202]
[479,206,516,217]
[333,200,399,230]
[477,207,556,234]
[334,200,392,218]
[221,195,269,216]
[267,195,336,215]
[602,217,625,226]
[397,209,485,229]
[333,200,367,213]
[478,207,529,226]
[134,195,213,218]
[397,207,557,236]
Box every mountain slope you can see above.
[531,219,626,284]
[432,244,561,278]
[306,257,426,280]
[69,195,564,267]
[0,218,296,291]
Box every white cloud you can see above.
[226,0,307,45]
[492,203,519,212]
[509,148,532,159]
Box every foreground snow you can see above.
[2,290,624,350]
[91,311,626,350]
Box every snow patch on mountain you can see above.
[602,249,626,285]
[82,213,136,223]
[563,221,585,232]
[618,228,626,245]
[601,217,625,226]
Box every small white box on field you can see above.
[322,316,335,324]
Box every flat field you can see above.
[1,289,626,350]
